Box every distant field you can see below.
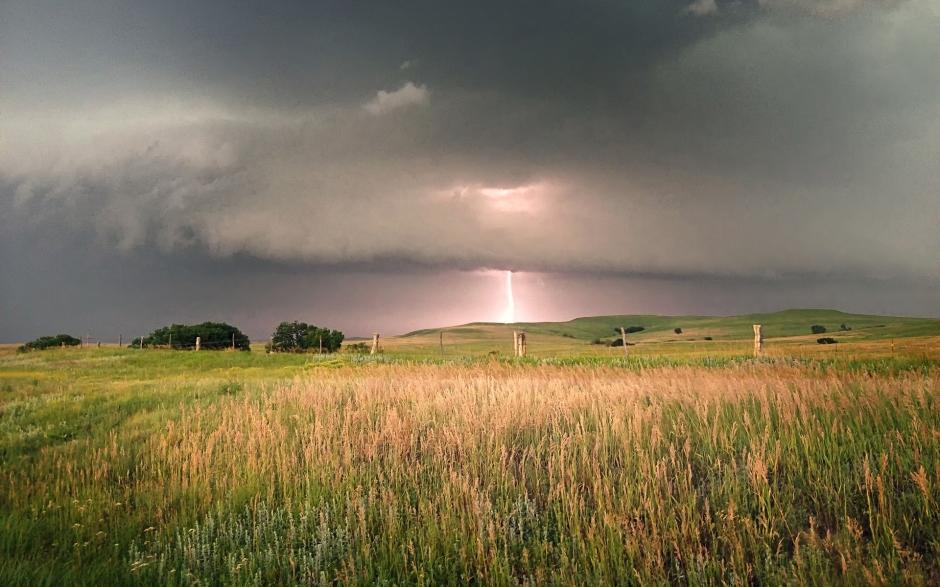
[1,311,939,584]
[390,309,940,360]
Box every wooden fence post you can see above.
[371,333,380,355]
[518,332,527,357]
[620,327,628,356]
[513,331,519,357]
[195,336,201,352]
[753,324,763,357]
[439,331,444,356]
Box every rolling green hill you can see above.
[391,309,940,358]
[407,309,940,341]
[522,309,940,340]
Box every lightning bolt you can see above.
[503,271,515,323]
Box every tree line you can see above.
[19,321,345,353]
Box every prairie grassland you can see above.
[1,350,939,585]
[387,309,940,359]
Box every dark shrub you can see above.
[810,325,827,334]
[131,322,250,351]
[840,323,851,331]
[271,321,344,353]
[615,326,645,335]
[816,337,838,344]
[344,342,370,354]
[704,336,713,341]
[674,327,682,335]
[609,339,635,347]
[18,334,81,352]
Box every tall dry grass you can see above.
[3,362,939,584]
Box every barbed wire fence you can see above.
[73,333,248,351]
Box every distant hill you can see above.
[403,309,940,343]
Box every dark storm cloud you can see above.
[1,0,939,339]
[1,1,720,104]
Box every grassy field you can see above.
[2,310,939,584]
[390,309,940,361]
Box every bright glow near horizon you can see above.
[501,270,516,323]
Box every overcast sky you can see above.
[2,0,939,341]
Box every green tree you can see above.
[270,321,344,353]
[130,322,250,351]
[18,334,81,352]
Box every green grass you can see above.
[391,309,940,359]
[411,308,940,342]
[1,312,939,584]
